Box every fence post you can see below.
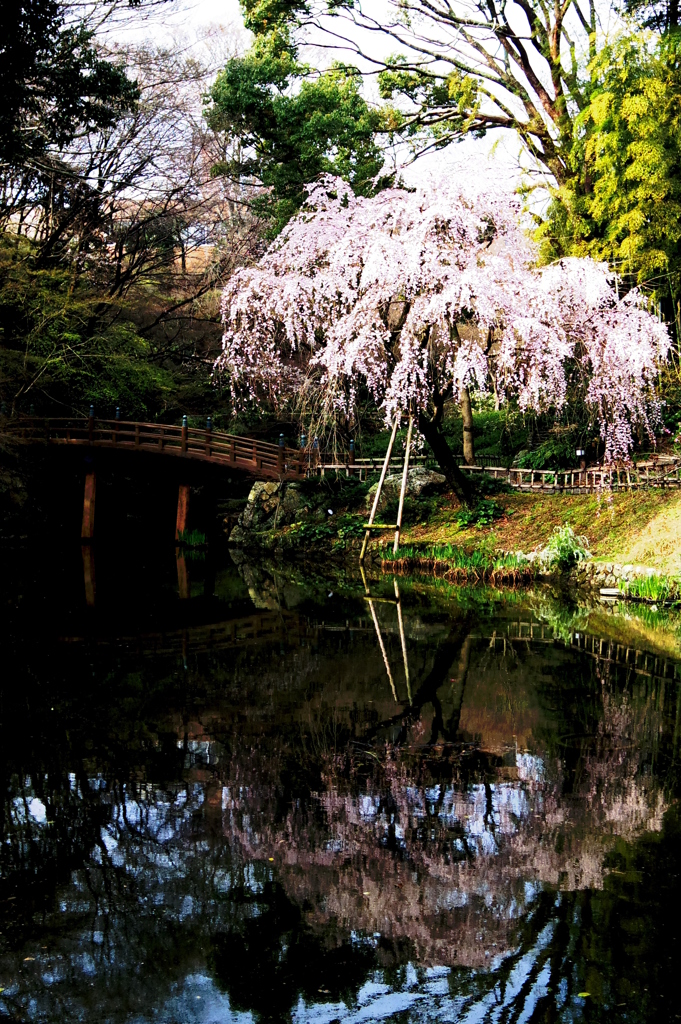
[181,414,188,454]
[205,416,212,457]
[278,433,285,475]
[88,404,94,445]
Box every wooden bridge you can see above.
[6,416,307,480]
[6,415,311,541]
[7,415,681,541]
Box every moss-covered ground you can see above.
[390,489,681,575]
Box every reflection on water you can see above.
[1,545,681,1022]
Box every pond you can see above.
[1,538,681,1023]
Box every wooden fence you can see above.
[7,416,680,493]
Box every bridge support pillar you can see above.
[81,544,96,606]
[81,471,96,540]
[175,484,190,541]
[176,550,189,600]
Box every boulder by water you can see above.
[365,466,446,510]
[229,480,308,546]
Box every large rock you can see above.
[366,466,446,509]
[229,480,308,545]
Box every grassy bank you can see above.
[391,489,681,576]
[382,543,534,583]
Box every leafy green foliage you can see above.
[177,529,207,547]
[619,573,681,603]
[516,433,584,470]
[538,29,681,297]
[455,499,504,528]
[0,1,139,165]
[0,235,175,417]
[384,542,531,575]
[377,58,483,145]
[541,524,591,569]
[207,43,387,232]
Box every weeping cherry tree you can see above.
[217,174,669,500]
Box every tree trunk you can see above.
[461,386,475,465]
[418,412,474,504]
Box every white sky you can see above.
[111,0,530,189]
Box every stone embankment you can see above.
[569,559,663,590]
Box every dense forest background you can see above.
[2,0,681,467]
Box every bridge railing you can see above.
[6,417,306,479]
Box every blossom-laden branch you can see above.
[218,172,669,463]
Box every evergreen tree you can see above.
[205,22,388,233]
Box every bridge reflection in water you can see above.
[2,558,681,1023]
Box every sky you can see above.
[111,0,530,190]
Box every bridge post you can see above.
[88,404,94,445]
[81,470,96,540]
[181,414,188,454]
[278,433,285,475]
[176,550,189,599]
[81,544,96,606]
[175,484,190,541]
[205,416,212,457]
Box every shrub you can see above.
[541,524,590,569]
[456,499,504,528]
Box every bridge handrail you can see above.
[6,416,296,453]
[5,416,306,478]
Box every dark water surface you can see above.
[2,540,681,1023]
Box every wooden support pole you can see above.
[393,415,414,554]
[81,471,96,540]
[176,551,189,600]
[175,484,190,541]
[360,416,399,564]
[81,544,96,607]
[394,579,411,703]
[367,595,398,702]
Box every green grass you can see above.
[384,542,532,577]
[618,573,681,605]
[177,529,207,548]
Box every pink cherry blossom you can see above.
[218,174,669,463]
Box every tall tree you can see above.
[216,174,669,495]
[537,29,681,309]
[216,0,613,192]
[205,20,388,233]
[0,0,139,168]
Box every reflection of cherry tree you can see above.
[3,604,680,1024]
[218,175,669,489]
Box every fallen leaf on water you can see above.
[578,992,591,998]
[362,891,370,895]
[23,957,35,962]
[268,857,274,862]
